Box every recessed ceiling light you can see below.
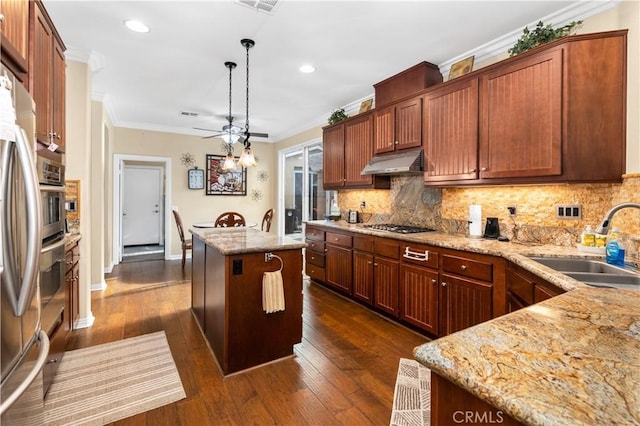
[299,64,316,73]
[124,20,150,33]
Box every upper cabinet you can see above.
[32,1,66,152]
[323,112,390,190]
[0,0,29,80]
[374,96,422,155]
[423,30,627,187]
[423,77,479,183]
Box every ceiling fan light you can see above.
[223,152,237,171]
[221,133,240,144]
[238,147,257,168]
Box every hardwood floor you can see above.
[68,259,429,425]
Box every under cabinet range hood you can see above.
[361,148,423,175]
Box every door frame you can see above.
[122,164,164,247]
[112,154,172,265]
[277,138,321,238]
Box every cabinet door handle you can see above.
[431,279,436,285]
[442,282,447,287]
[394,141,399,145]
[469,168,477,173]
[480,167,487,171]
[324,249,328,252]
[460,265,468,271]
[367,261,372,265]
[374,263,378,267]
[0,13,5,23]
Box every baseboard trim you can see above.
[74,312,95,329]
[91,280,107,292]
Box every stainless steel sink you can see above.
[528,257,639,290]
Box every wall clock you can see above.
[188,168,205,189]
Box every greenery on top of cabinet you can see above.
[509,20,582,56]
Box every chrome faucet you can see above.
[595,202,640,235]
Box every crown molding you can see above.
[439,0,621,77]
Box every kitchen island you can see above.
[190,227,306,376]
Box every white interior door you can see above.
[122,166,163,246]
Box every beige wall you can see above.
[111,128,277,259]
[65,61,94,327]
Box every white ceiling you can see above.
[44,0,609,143]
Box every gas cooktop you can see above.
[361,224,437,234]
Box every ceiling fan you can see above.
[195,42,269,144]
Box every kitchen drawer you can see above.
[374,238,400,259]
[306,251,325,267]
[442,254,493,283]
[326,232,352,248]
[353,236,374,253]
[305,239,325,253]
[401,243,438,269]
[306,227,325,241]
[306,264,325,283]
[507,267,534,305]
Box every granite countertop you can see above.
[190,227,307,255]
[305,219,605,292]
[414,288,640,425]
[65,232,82,245]
[306,220,640,425]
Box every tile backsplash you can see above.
[338,174,640,266]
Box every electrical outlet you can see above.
[507,206,517,217]
[556,204,582,219]
[360,201,366,209]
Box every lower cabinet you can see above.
[439,250,502,336]
[305,225,558,338]
[325,231,353,295]
[64,238,80,330]
[507,262,565,313]
[400,242,439,335]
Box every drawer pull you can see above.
[403,247,429,262]
[442,282,447,287]
[460,265,468,271]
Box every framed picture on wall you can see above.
[448,56,475,80]
[206,154,247,196]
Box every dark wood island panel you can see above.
[190,228,305,376]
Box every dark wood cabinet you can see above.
[422,30,627,187]
[65,238,80,331]
[423,78,479,183]
[324,231,353,295]
[323,112,390,190]
[0,0,29,78]
[31,1,66,151]
[372,253,400,316]
[352,236,374,304]
[480,48,562,179]
[399,243,439,335]
[374,97,422,154]
[305,226,326,284]
[439,250,503,336]
[506,262,565,313]
[191,236,206,330]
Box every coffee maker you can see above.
[483,217,500,239]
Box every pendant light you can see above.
[221,61,239,171]
[238,38,258,168]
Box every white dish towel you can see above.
[262,270,285,314]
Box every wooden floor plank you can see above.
[67,259,428,425]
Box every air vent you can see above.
[235,0,279,14]
[180,111,199,117]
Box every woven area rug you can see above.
[390,358,431,426]
[44,331,186,425]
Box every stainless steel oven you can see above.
[39,185,65,243]
[36,152,65,244]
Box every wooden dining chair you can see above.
[214,211,246,228]
[172,210,192,270]
[261,208,274,232]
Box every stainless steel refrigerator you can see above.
[0,66,50,423]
